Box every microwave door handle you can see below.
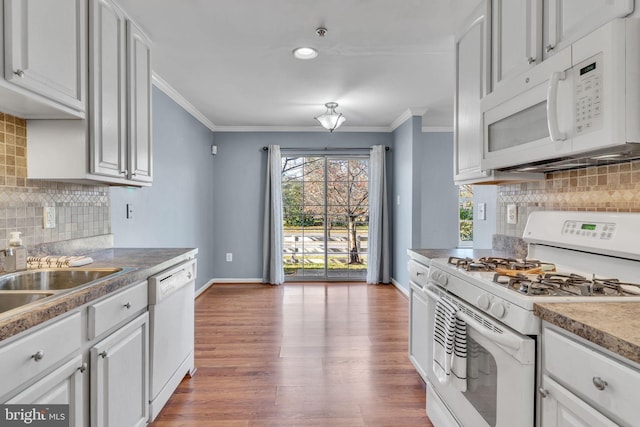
[547,71,567,141]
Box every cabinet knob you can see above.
[31,350,45,362]
[538,387,549,398]
[592,376,608,391]
[545,44,555,53]
[14,69,25,78]
[78,362,87,373]
[124,302,132,309]
[99,351,107,359]
[120,170,128,175]
[527,57,536,65]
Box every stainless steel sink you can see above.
[0,292,55,314]
[0,268,122,291]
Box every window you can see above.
[459,185,473,247]
[281,155,369,280]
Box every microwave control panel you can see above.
[574,53,603,134]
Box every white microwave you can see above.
[481,18,640,172]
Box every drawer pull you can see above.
[99,351,107,359]
[31,350,45,362]
[592,376,608,391]
[78,363,87,373]
[416,272,425,276]
[538,387,549,398]
[124,302,132,309]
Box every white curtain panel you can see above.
[367,145,390,284]
[262,145,285,285]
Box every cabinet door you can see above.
[89,0,127,179]
[543,0,633,58]
[3,0,86,113]
[540,376,618,427]
[6,355,86,427]
[127,20,153,183]
[492,0,542,88]
[91,313,148,427]
[454,0,491,183]
[409,283,430,381]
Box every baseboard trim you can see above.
[391,278,409,298]
[194,278,215,298]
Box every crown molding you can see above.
[151,73,217,132]
[213,125,392,133]
[389,108,428,131]
[421,126,453,133]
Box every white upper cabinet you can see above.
[127,20,152,184]
[491,0,633,91]
[543,0,634,58]
[454,1,492,183]
[492,0,542,90]
[1,0,87,118]
[89,0,127,179]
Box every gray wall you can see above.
[472,185,498,249]
[210,131,393,280]
[391,117,415,291]
[416,131,459,248]
[110,87,215,291]
[391,117,458,292]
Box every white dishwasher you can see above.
[148,258,197,421]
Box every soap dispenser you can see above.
[9,231,27,271]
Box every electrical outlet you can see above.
[226,253,233,262]
[43,207,56,229]
[507,204,518,224]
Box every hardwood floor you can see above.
[150,282,433,426]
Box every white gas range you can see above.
[422,211,640,427]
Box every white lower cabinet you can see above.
[90,312,149,427]
[540,324,640,427]
[540,375,617,427]
[6,355,86,427]
[408,258,431,381]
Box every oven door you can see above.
[424,285,535,427]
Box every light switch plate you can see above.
[477,202,486,221]
[507,204,518,224]
[43,207,55,229]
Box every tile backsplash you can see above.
[497,160,640,236]
[0,112,110,250]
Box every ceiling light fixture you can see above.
[315,102,346,132]
[292,47,318,60]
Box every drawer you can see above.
[88,280,148,340]
[409,259,430,287]
[544,327,640,424]
[0,311,81,399]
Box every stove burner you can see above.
[492,271,640,297]
[448,256,553,272]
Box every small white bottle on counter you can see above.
[9,231,27,271]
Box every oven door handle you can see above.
[423,286,522,352]
[456,311,522,351]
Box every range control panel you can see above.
[562,220,616,240]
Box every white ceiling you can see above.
[116,0,481,132]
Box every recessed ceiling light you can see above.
[293,47,318,60]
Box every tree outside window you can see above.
[459,185,473,246]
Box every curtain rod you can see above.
[262,146,389,151]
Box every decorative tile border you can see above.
[0,113,111,249]
[497,160,640,236]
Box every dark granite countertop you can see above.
[407,248,514,266]
[0,247,197,342]
[535,302,640,365]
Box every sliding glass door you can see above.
[281,155,369,280]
